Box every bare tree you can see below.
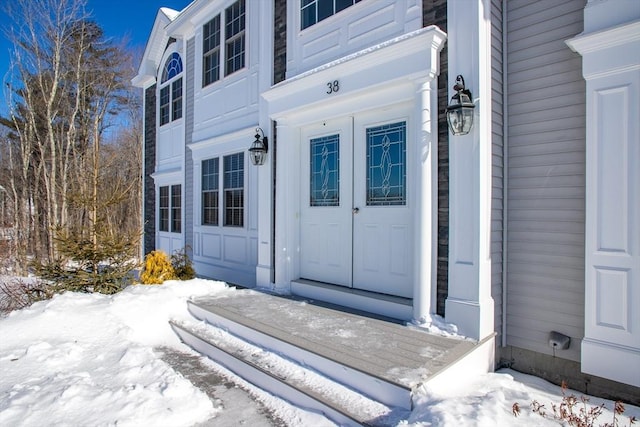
[0,0,142,277]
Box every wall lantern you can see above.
[249,127,268,166]
[446,75,475,136]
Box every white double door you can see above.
[300,111,413,298]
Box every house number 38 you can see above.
[326,80,339,94]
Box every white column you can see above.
[413,79,438,323]
[255,0,275,288]
[255,122,273,288]
[445,0,494,341]
[566,0,640,387]
[273,122,300,293]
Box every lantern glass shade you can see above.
[446,83,475,136]
[249,134,268,166]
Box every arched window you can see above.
[159,51,183,126]
[161,52,183,83]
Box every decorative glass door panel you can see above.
[310,135,340,207]
[366,122,407,206]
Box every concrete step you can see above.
[170,319,407,427]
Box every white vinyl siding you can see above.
[505,0,586,362]
[185,37,195,253]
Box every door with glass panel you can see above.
[352,113,413,298]
[300,118,353,287]
[300,112,413,298]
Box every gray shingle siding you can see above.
[144,84,157,255]
[423,0,449,316]
[274,0,287,85]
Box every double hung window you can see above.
[301,0,362,30]
[202,0,245,88]
[202,158,220,225]
[159,52,183,126]
[159,184,181,233]
[201,153,244,228]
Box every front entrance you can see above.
[300,109,413,298]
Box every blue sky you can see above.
[0,0,192,115]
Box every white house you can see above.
[133,0,639,403]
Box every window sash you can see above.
[225,0,245,76]
[203,15,221,86]
[301,0,361,30]
[202,158,220,226]
[223,153,244,227]
[171,78,182,121]
[159,86,170,126]
[171,185,182,233]
[159,186,169,232]
[225,33,245,76]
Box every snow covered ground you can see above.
[1,279,637,426]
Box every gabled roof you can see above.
[132,1,232,88]
[131,7,182,88]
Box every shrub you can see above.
[0,277,53,315]
[34,228,140,295]
[171,247,195,280]
[140,250,176,284]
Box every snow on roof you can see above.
[159,7,181,21]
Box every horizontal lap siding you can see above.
[185,37,195,255]
[506,0,586,362]
[491,0,504,345]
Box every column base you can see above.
[445,296,494,341]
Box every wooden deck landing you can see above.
[188,289,477,391]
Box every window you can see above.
[159,52,183,126]
[171,78,182,121]
[225,0,245,76]
[201,154,244,227]
[159,86,170,126]
[171,185,182,232]
[159,186,169,232]
[202,0,245,88]
[202,158,220,225]
[203,16,221,86]
[159,185,181,233]
[223,153,244,227]
[300,0,362,30]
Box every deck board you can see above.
[190,289,477,389]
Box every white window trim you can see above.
[196,0,248,94]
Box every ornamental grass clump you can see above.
[140,250,176,284]
[512,381,637,427]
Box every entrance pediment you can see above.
[262,26,446,125]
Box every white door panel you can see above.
[300,119,353,286]
[353,112,413,298]
[299,109,414,298]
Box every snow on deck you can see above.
[189,289,477,390]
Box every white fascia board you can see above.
[262,27,446,122]
[132,8,179,87]
[188,125,256,159]
[150,167,183,185]
[166,0,222,34]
